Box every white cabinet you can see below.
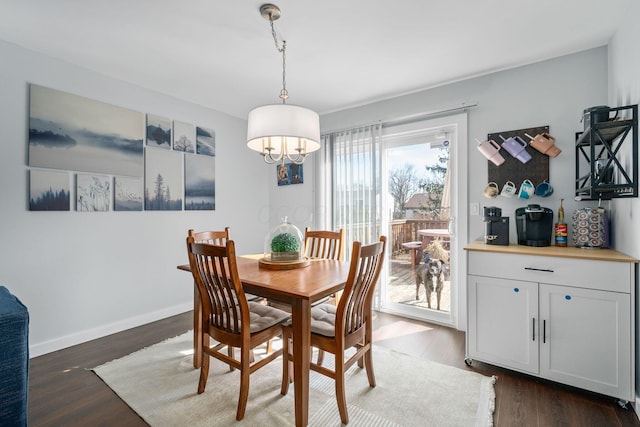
[466,246,636,403]
[468,276,538,374]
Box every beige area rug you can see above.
[93,332,496,426]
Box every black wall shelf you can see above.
[575,104,638,200]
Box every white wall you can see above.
[320,48,609,245]
[607,0,640,409]
[608,1,640,260]
[272,47,609,331]
[1,35,622,357]
[0,41,270,357]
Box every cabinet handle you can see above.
[524,267,554,273]
[532,318,536,341]
[543,319,546,343]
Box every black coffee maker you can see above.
[483,206,509,245]
[515,204,554,247]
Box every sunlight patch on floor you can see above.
[373,319,435,341]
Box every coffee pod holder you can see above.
[499,135,532,164]
[525,132,561,157]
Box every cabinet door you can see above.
[539,284,632,401]
[468,275,538,374]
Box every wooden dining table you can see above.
[177,255,350,427]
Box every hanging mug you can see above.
[534,180,554,197]
[500,181,517,197]
[518,179,535,199]
[476,139,505,166]
[500,135,532,164]
[483,182,499,198]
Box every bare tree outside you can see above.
[418,146,449,219]
[389,164,420,219]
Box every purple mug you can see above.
[500,135,532,164]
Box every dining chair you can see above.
[304,227,345,261]
[188,228,262,299]
[188,227,230,245]
[280,236,387,425]
[303,227,345,364]
[186,238,290,421]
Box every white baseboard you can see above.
[29,302,192,358]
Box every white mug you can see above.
[500,181,517,198]
[518,179,535,199]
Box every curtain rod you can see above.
[321,101,479,135]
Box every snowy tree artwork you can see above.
[76,174,111,211]
[144,147,182,210]
[29,170,70,211]
[173,120,195,153]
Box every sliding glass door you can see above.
[379,114,467,326]
[319,113,468,328]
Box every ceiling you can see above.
[0,1,631,119]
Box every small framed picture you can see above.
[29,169,70,211]
[277,162,303,186]
[76,173,111,211]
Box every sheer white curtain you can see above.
[316,124,382,259]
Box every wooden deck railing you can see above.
[390,219,448,255]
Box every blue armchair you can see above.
[0,286,29,426]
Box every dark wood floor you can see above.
[29,310,640,426]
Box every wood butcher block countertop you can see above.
[464,240,639,263]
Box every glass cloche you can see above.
[263,217,304,262]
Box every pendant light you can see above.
[246,4,320,165]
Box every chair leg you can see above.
[236,349,251,421]
[317,349,325,365]
[197,350,210,394]
[334,350,349,425]
[357,352,364,369]
[228,345,235,371]
[364,347,376,387]
[280,327,292,395]
[266,339,273,354]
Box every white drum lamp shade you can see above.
[247,104,320,158]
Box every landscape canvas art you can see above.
[28,85,144,177]
[114,176,143,211]
[184,154,215,210]
[173,121,195,153]
[196,126,215,156]
[145,147,183,210]
[146,114,171,149]
[76,174,111,211]
[29,170,70,211]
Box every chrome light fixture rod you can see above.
[261,4,288,102]
[246,4,321,165]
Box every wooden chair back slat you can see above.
[304,228,345,261]
[338,237,386,337]
[186,239,248,335]
[188,227,230,246]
